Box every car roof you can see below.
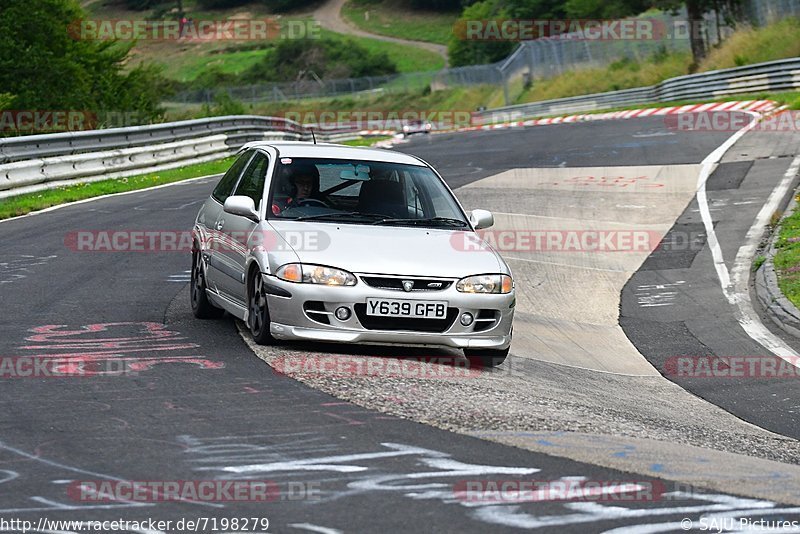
[240,141,426,166]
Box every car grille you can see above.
[360,276,453,292]
[354,304,458,333]
[303,301,330,325]
[473,309,500,332]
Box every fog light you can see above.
[335,307,351,321]
[460,312,474,326]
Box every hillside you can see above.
[83,0,446,85]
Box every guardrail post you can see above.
[497,67,510,106]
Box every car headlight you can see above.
[276,263,356,286]
[456,274,513,294]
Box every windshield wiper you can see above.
[372,217,469,228]
[292,211,387,222]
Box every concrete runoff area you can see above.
[456,164,701,374]
[249,155,800,502]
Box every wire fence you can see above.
[167,0,800,107]
[745,0,800,24]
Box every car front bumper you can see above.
[263,273,514,350]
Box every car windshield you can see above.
[267,157,469,228]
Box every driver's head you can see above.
[289,164,320,200]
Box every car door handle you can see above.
[215,220,225,231]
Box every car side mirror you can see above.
[223,196,259,222]
[469,209,494,230]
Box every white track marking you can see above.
[696,111,800,365]
[0,440,222,508]
[289,524,343,534]
[730,154,800,359]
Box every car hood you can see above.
[267,220,505,278]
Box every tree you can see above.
[0,93,13,110]
[565,0,651,18]
[448,0,514,67]
[0,0,168,124]
[653,0,743,67]
[565,0,743,67]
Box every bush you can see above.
[201,93,247,117]
[243,38,397,82]
[0,93,14,110]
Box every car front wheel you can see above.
[191,253,224,319]
[249,272,276,345]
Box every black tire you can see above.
[248,270,276,345]
[464,347,509,369]
[191,252,224,319]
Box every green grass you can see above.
[773,202,800,308]
[318,28,444,72]
[516,52,692,103]
[340,136,393,146]
[341,0,458,45]
[515,17,800,107]
[141,23,443,83]
[164,84,502,122]
[172,47,273,82]
[0,157,233,220]
[699,18,800,71]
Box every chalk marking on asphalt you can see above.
[0,440,223,508]
[0,173,223,225]
[696,112,800,365]
[289,524,343,534]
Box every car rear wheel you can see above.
[191,252,224,319]
[249,271,276,345]
[464,347,509,369]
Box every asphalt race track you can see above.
[2,116,800,532]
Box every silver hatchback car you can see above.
[191,142,514,367]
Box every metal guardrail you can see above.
[0,116,373,199]
[2,56,798,199]
[473,57,800,123]
[0,115,306,165]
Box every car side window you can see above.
[212,151,252,204]
[234,152,270,209]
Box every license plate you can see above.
[365,298,448,319]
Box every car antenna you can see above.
[310,127,317,145]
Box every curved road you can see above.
[1,119,799,532]
[312,0,450,66]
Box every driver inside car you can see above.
[272,163,328,214]
[291,172,316,203]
